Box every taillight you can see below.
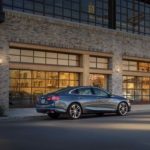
[47,96,60,101]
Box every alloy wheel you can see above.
[117,102,128,116]
[68,103,82,119]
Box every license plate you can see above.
[41,99,46,104]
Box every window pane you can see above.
[129,61,137,66]
[139,62,149,72]
[21,50,33,56]
[10,79,20,87]
[10,70,20,78]
[9,49,20,55]
[129,66,137,71]
[46,58,57,65]
[59,73,69,79]
[58,59,68,65]
[10,55,20,62]
[90,62,96,68]
[97,58,108,63]
[34,51,45,57]
[32,71,45,79]
[58,53,68,59]
[70,81,79,86]
[46,52,57,58]
[97,63,108,69]
[89,74,107,89]
[123,60,128,65]
[70,73,79,80]
[32,80,45,87]
[19,88,31,97]
[20,70,31,78]
[35,2,43,13]
[90,57,96,62]
[34,57,45,64]
[20,79,31,87]
[69,60,78,66]
[32,88,45,95]
[46,72,58,79]
[24,0,34,10]
[123,66,128,70]
[59,80,69,87]
[69,54,78,60]
[14,0,23,8]
[45,80,58,88]
[21,56,33,63]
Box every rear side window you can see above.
[93,88,108,97]
[71,88,93,95]
[71,89,79,95]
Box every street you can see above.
[0,111,150,150]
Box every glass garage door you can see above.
[10,69,79,107]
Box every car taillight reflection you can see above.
[47,96,60,101]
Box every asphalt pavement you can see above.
[0,111,150,150]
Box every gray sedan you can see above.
[36,86,131,119]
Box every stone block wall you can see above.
[0,10,150,111]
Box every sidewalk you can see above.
[0,104,150,121]
[131,104,150,112]
[0,108,47,121]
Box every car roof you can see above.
[67,86,109,94]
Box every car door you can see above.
[71,87,98,112]
[92,87,116,111]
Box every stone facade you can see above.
[0,10,150,112]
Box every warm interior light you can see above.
[116,66,121,73]
[0,59,2,64]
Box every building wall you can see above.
[0,10,150,111]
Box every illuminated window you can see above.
[89,74,107,89]
[123,76,150,103]
[123,60,150,72]
[139,62,150,72]
[9,69,79,107]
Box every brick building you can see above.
[0,0,150,113]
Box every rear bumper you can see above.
[36,104,66,114]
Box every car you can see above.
[36,86,131,119]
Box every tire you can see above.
[117,102,128,116]
[67,103,82,119]
[48,113,60,119]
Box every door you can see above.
[71,87,98,111]
[92,87,115,111]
